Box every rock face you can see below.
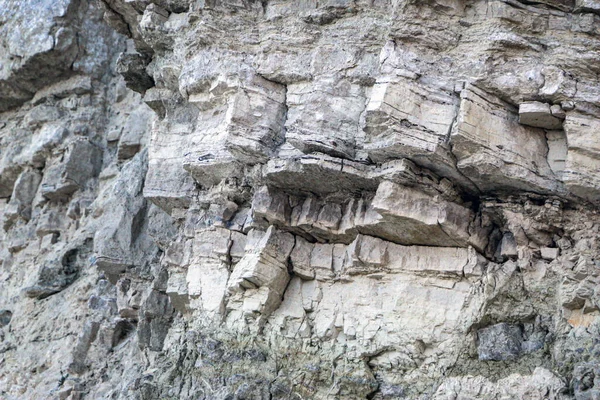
[2,0,600,399]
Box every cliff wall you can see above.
[2,0,600,398]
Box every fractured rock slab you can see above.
[360,180,477,248]
[24,240,92,300]
[41,139,102,200]
[343,234,477,278]
[0,0,80,111]
[3,169,42,228]
[227,226,295,320]
[363,77,462,183]
[519,101,564,130]
[265,153,377,195]
[225,72,287,164]
[94,152,147,279]
[562,112,600,201]
[286,78,366,159]
[451,85,562,194]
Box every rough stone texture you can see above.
[2,0,600,399]
[519,101,565,130]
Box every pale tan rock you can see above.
[290,236,315,280]
[541,247,560,260]
[563,112,600,201]
[451,85,562,194]
[519,101,564,129]
[227,227,294,318]
[363,77,465,184]
[362,180,476,247]
[3,0,600,398]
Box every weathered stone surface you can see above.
[3,1,600,399]
[519,101,565,130]
[93,152,149,279]
[225,72,287,164]
[0,310,12,327]
[68,320,100,374]
[286,78,366,159]
[40,139,102,200]
[573,363,600,400]
[227,226,294,325]
[23,239,92,300]
[575,0,600,13]
[0,0,80,111]
[433,368,567,399]
[451,85,562,194]
[115,53,154,94]
[343,234,477,277]
[562,112,600,201]
[2,169,42,228]
[477,323,523,361]
[363,180,477,248]
[363,77,466,185]
[138,290,174,351]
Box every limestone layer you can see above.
[2,0,600,399]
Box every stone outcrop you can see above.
[2,0,600,399]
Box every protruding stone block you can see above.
[451,86,561,194]
[343,234,473,277]
[363,77,460,182]
[227,226,294,317]
[574,0,600,14]
[361,180,475,247]
[68,320,100,374]
[225,73,287,164]
[286,79,366,159]
[290,236,315,280]
[94,153,147,279]
[265,154,377,195]
[24,240,92,300]
[541,247,559,260]
[519,101,564,130]
[0,310,12,327]
[3,169,42,228]
[41,139,102,200]
[115,53,154,94]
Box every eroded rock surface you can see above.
[1,0,600,399]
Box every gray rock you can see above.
[573,363,600,400]
[23,239,93,299]
[0,310,12,327]
[40,139,102,200]
[3,169,42,229]
[477,323,523,361]
[0,0,80,111]
[116,53,155,94]
[68,320,100,374]
[3,0,600,399]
